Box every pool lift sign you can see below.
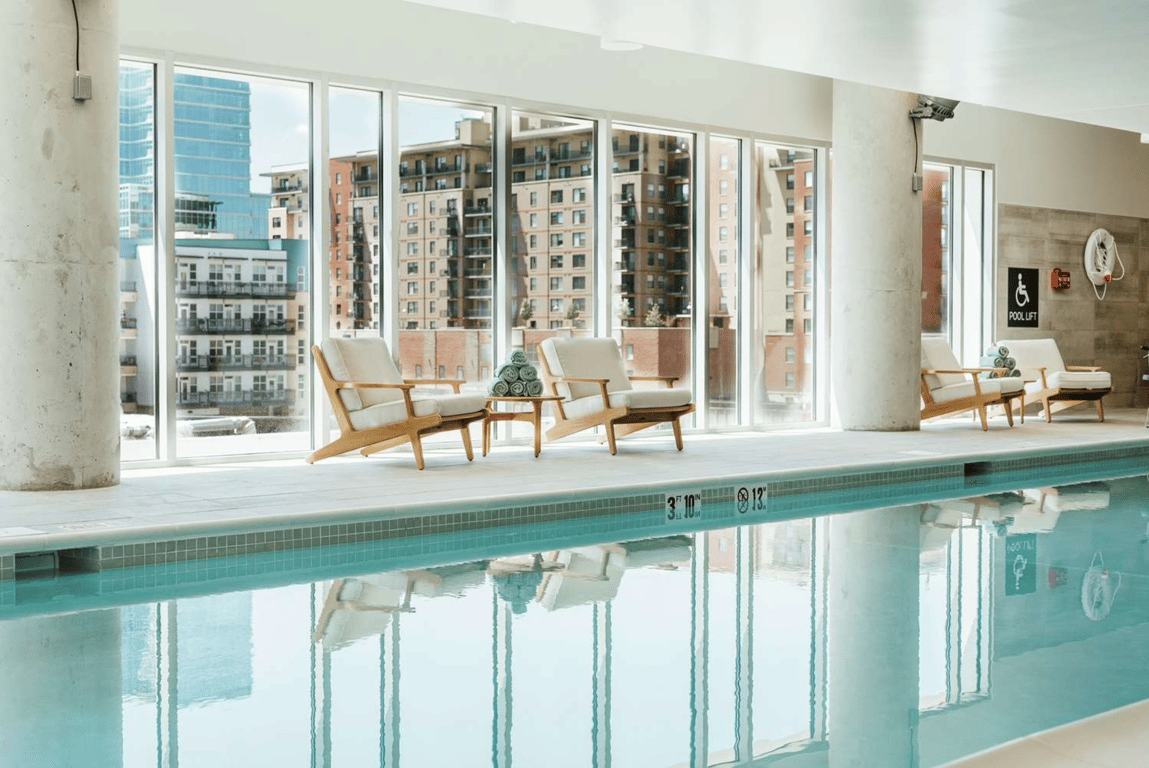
[1007,267,1039,328]
[1005,533,1037,596]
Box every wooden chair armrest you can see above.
[405,378,465,393]
[630,375,678,387]
[335,381,417,416]
[1065,366,1101,372]
[557,376,612,404]
[335,381,415,391]
[920,369,985,395]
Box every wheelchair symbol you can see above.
[1014,273,1031,308]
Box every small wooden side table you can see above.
[483,395,564,458]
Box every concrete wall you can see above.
[996,205,1149,408]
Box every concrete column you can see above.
[0,0,121,489]
[0,609,123,767]
[828,506,921,768]
[831,81,923,430]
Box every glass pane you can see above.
[923,163,953,337]
[397,97,494,389]
[753,143,817,425]
[118,61,157,460]
[611,127,694,416]
[507,111,596,440]
[708,138,740,426]
[328,87,382,337]
[173,68,311,457]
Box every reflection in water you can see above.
[1,477,1148,767]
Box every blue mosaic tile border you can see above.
[2,444,1145,583]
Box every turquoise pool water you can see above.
[1,472,1147,767]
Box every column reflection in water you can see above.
[828,506,922,768]
[0,609,123,767]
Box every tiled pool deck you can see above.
[1,408,1147,580]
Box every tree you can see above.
[565,303,580,325]
[644,304,668,328]
[518,300,534,324]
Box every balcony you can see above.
[464,248,492,258]
[354,171,377,184]
[465,226,493,237]
[667,161,691,179]
[667,257,690,273]
[175,354,297,372]
[177,389,295,409]
[614,213,637,226]
[464,268,491,278]
[667,214,690,228]
[613,192,635,203]
[175,280,298,299]
[614,236,636,249]
[120,317,138,329]
[428,164,462,176]
[175,318,297,335]
[668,193,690,205]
[614,258,636,273]
[474,163,492,174]
[120,355,138,376]
[464,206,492,216]
[274,182,307,193]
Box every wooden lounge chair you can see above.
[538,337,693,454]
[996,338,1111,422]
[920,337,1026,430]
[308,337,487,469]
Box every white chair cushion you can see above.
[920,337,967,391]
[996,338,1067,376]
[540,337,632,401]
[347,393,485,431]
[433,393,488,418]
[929,381,977,404]
[992,377,1026,395]
[1046,370,1111,391]
[349,398,438,431]
[562,387,692,420]
[321,338,404,412]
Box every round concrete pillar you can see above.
[0,1,121,488]
[831,81,923,430]
[828,506,921,768]
[0,609,123,766]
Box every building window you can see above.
[718,226,728,242]
[573,276,586,290]
[550,255,563,269]
[550,234,563,247]
[626,344,634,360]
[572,232,586,247]
[407,202,417,215]
[550,277,563,290]
[573,187,587,203]
[550,212,563,226]
[786,173,795,190]
[786,271,794,287]
[407,262,418,274]
[572,254,586,268]
[551,190,563,204]
[785,347,795,363]
[530,213,538,228]
[786,372,795,389]
[719,179,728,195]
[785,318,794,333]
[719,249,728,264]
[407,281,418,295]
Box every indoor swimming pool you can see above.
[2,470,1147,767]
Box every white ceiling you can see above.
[405,0,1149,136]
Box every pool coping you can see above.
[2,432,1148,582]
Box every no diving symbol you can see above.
[737,487,750,513]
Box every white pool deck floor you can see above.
[1,406,1147,559]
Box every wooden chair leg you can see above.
[605,421,619,455]
[1043,398,1053,423]
[978,406,988,431]
[1096,398,1105,422]
[672,417,684,451]
[1003,402,1014,427]
[410,431,426,470]
[460,424,474,461]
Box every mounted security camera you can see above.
[910,95,959,121]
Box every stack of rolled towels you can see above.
[489,349,546,397]
[979,345,1021,379]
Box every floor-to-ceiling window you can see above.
[753,143,819,426]
[707,137,742,426]
[611,126,695,415]
[172,67,311,458]
[328,87,383,340]
[396,97,495,385]
[118,60,158,461]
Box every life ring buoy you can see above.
[1081,551,1121,621]
[1084,228,1125,300]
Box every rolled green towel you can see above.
[489,379,510,396]
[993,355,1007,368]
[518,364,538,381]
[979,355,998,368]
[987,345,1009,358]
[1009,369,1021,377]
[510,349,528,365]
[1004,357,1016,370]
[525,379,544,396]
[498,364,519,383]
[509,380,526,397]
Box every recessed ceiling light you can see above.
[600,37,643,52]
